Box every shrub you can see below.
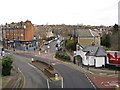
[55,51,70,61]
[2,55,13,76]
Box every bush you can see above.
[2,55,13,76]
[55,51,70,61]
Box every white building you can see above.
[75,44,107,67]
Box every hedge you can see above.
[55,51,70,61]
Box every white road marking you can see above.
[85,74,96,89]
[18,67,26,88]
[28,63,38,70]
[47,79,50,89]
[18,68,21,73]
[28,63,48,80]
[52,63,56,65]
[61,77,64,88]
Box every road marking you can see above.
[52,62,62,65]
[85,74,96,89]
[47,79,50,89]
[28,62,48,80]
[28,63,38,70]
[18,67,26,88]
[35,55,37,56]
[61,77,64,88]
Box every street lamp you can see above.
[47,45,51,68]
[1,25,4,48]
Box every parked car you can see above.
[44,42,49,45]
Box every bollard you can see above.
[39,51,41,55]
[55,74,59,80]
[116,85,120,90]
[31,58,34,62]
[45,50,47,53]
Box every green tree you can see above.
[2,55,13,76]
[65,40,77,51]
[101,33,111,48]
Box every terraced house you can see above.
[1,20,36,51]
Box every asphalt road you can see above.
[12,51,96,88]
[13,54,48,88]
[4,40,96,88]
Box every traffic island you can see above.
[30,60,61,81]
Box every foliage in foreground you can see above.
[2,55,13,76]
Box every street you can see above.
[9,39,96,88]
[13,54,48,88]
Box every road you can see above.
[10,40,96,88]
[2,39,96,88]
[13,54,48,88]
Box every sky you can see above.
[0,0,119,26]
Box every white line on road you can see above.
[28,63,48,80]
[85,74,96,89]
[18,67,26,88]
[61,77,64,88]
[28,63,38,70]
[47,79,50,89]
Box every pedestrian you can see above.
[1,48,5,57]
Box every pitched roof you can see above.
[76,29,100,37]
[82,45,106,57]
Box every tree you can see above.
[2,55,13,76]
[111,24,120,50]
[113,24,118,32]
[65,40,77,51]
[101,33,111,48]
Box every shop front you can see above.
[15,40,36,51]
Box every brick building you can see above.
[1,20,36,51]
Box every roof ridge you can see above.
[95,46,99,56]
[89,29,94,37]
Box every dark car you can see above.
[44,42,49,45]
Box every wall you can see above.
[95,57,105,67]
[78,37,100,45]
[24,21,35,41]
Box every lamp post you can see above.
[47,45,50,67]
[1,25,4,47]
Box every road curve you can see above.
[13,52,96,88]
[13,54,48,88]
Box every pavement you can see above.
[11,48,120,88]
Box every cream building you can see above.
[76,29,100,46]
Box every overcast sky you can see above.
[0,0,119,26]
